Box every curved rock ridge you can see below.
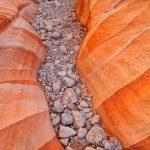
[0,0,63,150]
[76,0,150,149]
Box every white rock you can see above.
[65,33,73,40]
[71,111,86,128]
[85,112,93,119]
[69,73,79,81]
[54,59,60,65]
[57,70,67,77]
[48,63,55,71]
[52,115,60,126]
[54,100,64,113]
[102,140,116,150]
[80,101,89,108]
[60,138,69,146]
[83,108,91,113]
[59,126,76,138]
[59,45,67,54]
[67,69,73,76]
[110,137,123,150]
[44,20,53,31]
[55,1,61,7]
[61,113,73,125]
[62,88,78,104]
[52,82,61,92]
[61,77,76,87]
[86,125,106,144]
[50,113,57,120]
[73,45,80,51]
[51,31,62,39]
[90,115,100,125]
[66,63,74,69]
[44,86,51,92]
[77,128,87,139]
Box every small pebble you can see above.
[90,115,100,125]
[52,115,60,126]
[77,128,87,139]
[54,100,64,113]
[60,138,69,146]
[61,113,73,125]
[59,126,76,138]
[61,77,76,87]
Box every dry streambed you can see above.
[31,0,123,149]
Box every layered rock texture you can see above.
[0,0,63,149]
[76,0,150,149]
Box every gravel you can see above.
[31,0,123,149]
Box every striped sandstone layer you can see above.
[0,0,63,149]
[76,0,150,149]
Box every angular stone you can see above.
[50,113,57,120]
[54,100,64,113]
[51,31,62,39]
[52,82,61,92]
[61,113,73,125]
[60,138,69,146]
[59,126,76,138]
[102,140,116,150]
[54,59,60,65]
[62,88,78,104]
[59,45,67,54]
[80,101,89,108]
[57,70,67,77]
[44,19,53,31]
[71,111,86,128]
[77,128,87,139]
[85,112,93,119]
[90,115,100,125]
[52,115,60,126]
[86,125,106,145]
[61,77,76,87]
[67,103,78,111]
[110,137,123,150]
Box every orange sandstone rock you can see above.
[0,0,63,149]
[77,0,150,149]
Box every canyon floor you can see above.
[31,0,123,149]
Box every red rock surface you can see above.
[77,0,150,149]
[0,0,63,149]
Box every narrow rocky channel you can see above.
[31,0,123,149]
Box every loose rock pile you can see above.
[31,0,123,149]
